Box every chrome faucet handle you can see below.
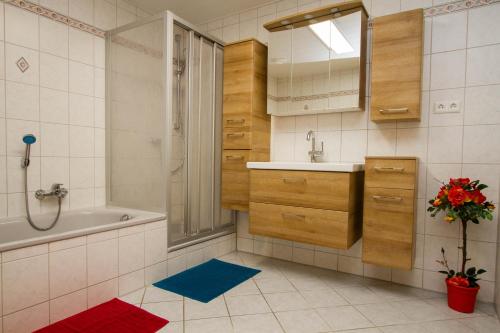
[51,183,68,199]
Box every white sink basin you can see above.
[246,162,364,172]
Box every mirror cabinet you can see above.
[265,1,368,116]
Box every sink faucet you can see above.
[306,130,324,163]
[35,183,68,200]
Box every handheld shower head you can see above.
[22,134,36,168]
[23,134,36,145]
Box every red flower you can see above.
[450,178,470,186]
[470,190,486,204]
[448,186,467,207]
[437,186,448,199]
[448,276,469,287]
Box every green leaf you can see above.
[477,269,487,275]
[466,267,476,276]
[477,184,488,190]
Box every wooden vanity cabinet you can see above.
[222,39,270,211]
[362,157,418,270]
[249,169,364,249]
[370,9,424,122]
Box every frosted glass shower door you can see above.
[169,25,226,246]
[188,36,215,234]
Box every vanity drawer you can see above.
[223,128,251,150]
[250,169,352,211]
[362,187,415,270]
[365,157,417,190]
[222,150,250,211]
[249,202,359,249]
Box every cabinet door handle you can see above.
[282,177,306,185]
[226,119,245,125]
[379,108,409,114]
[225,155,244,161]
[372,195,403,202]
[374,166,405,173]
[281,213,306,221]
[227,132,245,138]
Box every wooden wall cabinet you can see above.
[222,39,270,211]
[249,169,364,249]
[362,157,418,270]
[370,9,424,122]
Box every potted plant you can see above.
[428,178,495,313]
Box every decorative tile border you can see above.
[424,0,500,16]
[6,0,105,37]
[268,89,359,102]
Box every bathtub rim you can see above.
[0,206,167,253]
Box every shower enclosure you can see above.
[106,12,233,250]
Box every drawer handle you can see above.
[379,108,409,114]
[225,155,244,161]
[374,166,405,173]
[226,119,245,125]
[227,132,245,138]
[281,213,306,221]
[282,177,306,185]
[372,195,403,203]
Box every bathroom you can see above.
[0,0,500,332]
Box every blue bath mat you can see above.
[153,259,260,303]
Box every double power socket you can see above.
[433,100,461,114]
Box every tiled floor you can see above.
[120,251,500,333]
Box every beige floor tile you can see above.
[264,291,310,312]
[225,294,271,316]
[141,301,184,322]
[300,289,349,308]
[317,305,374,331]
[185,317,233,333]
[275,309,330,333]
[157,321,183,333]
[355,302,411,326]
[224,279,261,297]
[231,313,284,333]
[143,286,183,303]
[184,296,228,320]
[255,278,296,293]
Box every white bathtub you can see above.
[0,206,166,252]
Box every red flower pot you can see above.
[446,279,480,313]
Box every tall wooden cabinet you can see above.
[222,39,270,211]
[370,9,423,122]
[362,157,418,270]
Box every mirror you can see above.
[266,3,368,116]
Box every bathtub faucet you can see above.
[35,183,68,201]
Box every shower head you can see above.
[22,134,36,168]
[23,134,36,145]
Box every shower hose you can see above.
[24,166,62,231]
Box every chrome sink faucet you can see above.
[35,183,68,201]
[306,130,324,163]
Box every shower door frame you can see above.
[105,12,235,252]
[164,12,234,251]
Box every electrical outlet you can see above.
[433,101,461,114]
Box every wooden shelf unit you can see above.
[362,157,418,270]
[222,39,270,211]
[370,9,424,122]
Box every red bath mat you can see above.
[34,298,168,333]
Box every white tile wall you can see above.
[204,0,500,302]
[0,0,152,218]
[0,220,236,331]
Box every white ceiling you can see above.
[128,0,273,23]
